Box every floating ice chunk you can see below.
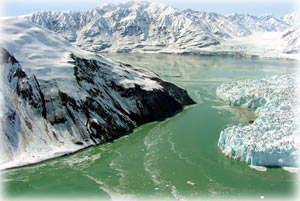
[217,74,300,168]
[249,165,267,172]
[282,167,300,173]
[186,181,196,186]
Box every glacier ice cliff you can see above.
[216,75,300,167]
[0,17,194,169]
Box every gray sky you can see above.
[1,0,299,17]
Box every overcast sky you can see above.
[1,0,299,17]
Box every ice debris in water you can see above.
[216,74,300,167]
[186,181,196,186]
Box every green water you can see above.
[3,54,299,199]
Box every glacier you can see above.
[0,17,194,169]
[24,2,300,60]
[216,75,300,168]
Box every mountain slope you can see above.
[25,2,293,54]
[283,12,300,26]
[227,13,289,32]
[282,27,300,54]
[0,17,194,169]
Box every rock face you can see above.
[0,17,194,169]
[216,75,300,167]
[25,2,293,54]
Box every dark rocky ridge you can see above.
[0,48,195,169]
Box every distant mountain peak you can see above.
[24,2,297,54]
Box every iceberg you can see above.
[216,75,300,167]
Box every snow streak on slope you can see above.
[24,1,298,58]
[0,17,194,169]
[217,75,300,168]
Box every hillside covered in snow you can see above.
[25,2,299,58]
[0,17,194,169]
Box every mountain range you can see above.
[25,1,300,56]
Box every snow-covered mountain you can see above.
[24,1,296,55]
[283,12,300,26]
[227,13,289,32]
[0,17,194,169]
[282,27,300,54]
[281,12,300,54]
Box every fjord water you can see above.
[3,54,298,199]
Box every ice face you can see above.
[216,75,300,167]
